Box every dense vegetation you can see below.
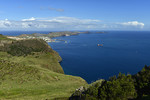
[133,65,150,98]
[0,39,53,56]
[70,66,150,100]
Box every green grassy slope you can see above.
[0,58,86,100]
[0,36,87,100]
[0,34,12,40]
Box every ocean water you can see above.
[1,31,150,83]
[49,31,150,83]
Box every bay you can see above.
[49,31,150,83]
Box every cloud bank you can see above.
[0,17,145,30]
[120,21,144,28]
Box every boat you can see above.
[97,44,103,47]
[65,41,67,43]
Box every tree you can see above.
[133,65,150,98]
[98,73,137,100]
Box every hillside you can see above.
[0,34,13,40]
[0,35,87,100]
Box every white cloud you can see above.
[0,17,102,30]
[0,17,145,30]
[0,19,12,28]
[120,21,144,28]
[22,17,36,21]
[22,22,32,28]
[40,17,101,24]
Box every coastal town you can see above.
[7,36,57,42]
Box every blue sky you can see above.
[0,0,150,31]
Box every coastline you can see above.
[6,31,106,43]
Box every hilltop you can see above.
[0,34,87,100]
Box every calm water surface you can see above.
[49,31,150,83]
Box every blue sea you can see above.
[1,31,150,83]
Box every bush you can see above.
[99,73,137,100]
[70,73,137,100]
[85,80,104,98]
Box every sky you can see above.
[0,0,150,31]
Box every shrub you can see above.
[99,73,137,100]
[70,73,137,100]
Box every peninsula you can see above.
[6,31,106,42]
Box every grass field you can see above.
[0,52,87,100]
